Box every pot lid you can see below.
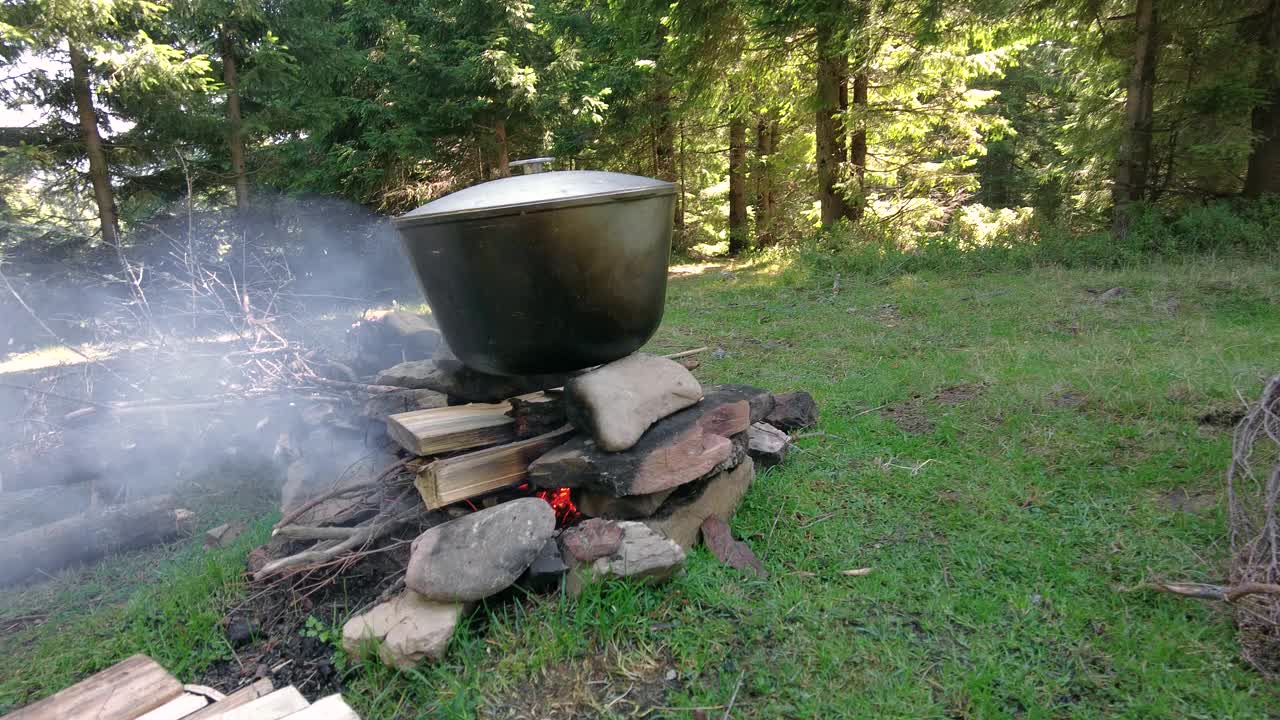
[394,170,676,228]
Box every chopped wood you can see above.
[280,694,361,720]
[4,654,183,720]
[183,679,274,720]
[0,482,96,538]
[135,692,210,720]
[0,495,193,587]
[415,426,575,509]
[218,687,309,720]
[506,391,566,438]
[386,399,530,456]
[1149,581,1280,602]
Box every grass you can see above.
[3,254,1280,718]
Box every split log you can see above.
[278,694,361,719]
[183,679,274,720]
[387,398,541,456]
[0,482,96,537]
[5,654,183,720]
[0,495,193,587]
[529,387,763,497]
[506,392,566,439]
[415,426,574,509]
[216,686,308,719]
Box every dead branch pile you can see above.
[1227,375,1280,677]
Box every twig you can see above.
[1149,581,1280,603]
[273,458,408,530]
[663,346,710,361]
[721,671,745,720]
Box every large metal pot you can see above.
[393,170,676,376]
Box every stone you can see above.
[518,537,569,593]
[529,390,755,497]
[204,520,247,548]
[224,616,257,647]
[375,356,574,404]
[747,422,789,467]
[348,310,443,373]
[341,591,467,669]
[567,521,685,595]
[765,391,818,431]
[644,461,755,549]
[700,516,766,576]
[565,353,703,452]
[406,497,555,601]
[560,518,624,562]
[573,487,675,520]
[706,384,775,424]
[359,389,448,421]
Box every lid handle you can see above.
[508,157,556,174]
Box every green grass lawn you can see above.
[3,256,1279,718]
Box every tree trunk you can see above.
[0,495,190,587]
[1245,0,1280,197]
[220,28,250,211]
[654,73,681,228]
[816,25,850,226]
[728,116,749,255]
[753,114,777,246]
[848,52,869,221]
[68,45,118,245]
[1112,0,1159,236]
[494,118,510,178]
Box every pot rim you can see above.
[392,183,676,230]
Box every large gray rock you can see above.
[567,521,685,596]
[341,591,467,669]
[406,497,556,601]
[565,353,702,452]
[573,487,675,520]
[765,391,818,431]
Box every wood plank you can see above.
[280,695,360,720]
[415,426,574,509]
[5,654,183,720]
[182,679,274,720]
[217,687,308,720]
[134,693,209,720]
[386,401,517,456]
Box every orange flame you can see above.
[536,487,579,525]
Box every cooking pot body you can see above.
[398,194,674,376]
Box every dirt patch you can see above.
[848,303,903,328]
[1159,487,1218,514]
[882,399,934,435]
[197,546,412,699]
[933,383,988,405]
[1047,387,1087,409]
[482,646,676,720]
[1197,405,1246,430]
[1086,286,1129,303]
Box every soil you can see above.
[882,399,934,435]
[483,647,677,720]
[1197,405,1246,430]
[198,545,413,700]
[1159,487,1218,514]
[1048,388,1087,409]
[933,383,988,405]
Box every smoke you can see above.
[0,193,423,581]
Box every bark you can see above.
[654,74,681,229]
[753,114,778,246]
[816,25,851,226]
[494,118,510,178]
[848,69,869,221]
[220,28,250,211]
[0,495,190,587]
[68,45,118,245]
[728,115,749,255]
[1112,0,1159,236]
[1245,0,1280,197]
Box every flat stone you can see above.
[375,357,572,404]
[747,422,789,467]
[567,521,685,595]
[573,487,675,520]
[765,391,818,431]
[565,353,702,452]
[341,591,467,669]
[560,518,624,562]
[701,515,766,576]
[529,391,753,497]
[204,521,247,548]
[645,460,755,549]
[348,310,443,373]
[707,384,775,423]
[518,537,569,593]
[360,389,448,421]
[406,497,555,601]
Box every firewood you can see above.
[415,426,574,509]
[506,391,566,438]
[0,495,193,587]
[183,679,274,720]
[386,401,522,455]
[4,654,183,720]
[0,482,96,538]
[216,686,309,719]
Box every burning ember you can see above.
[536,487,579,525]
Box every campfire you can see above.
[244,307,817,670]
